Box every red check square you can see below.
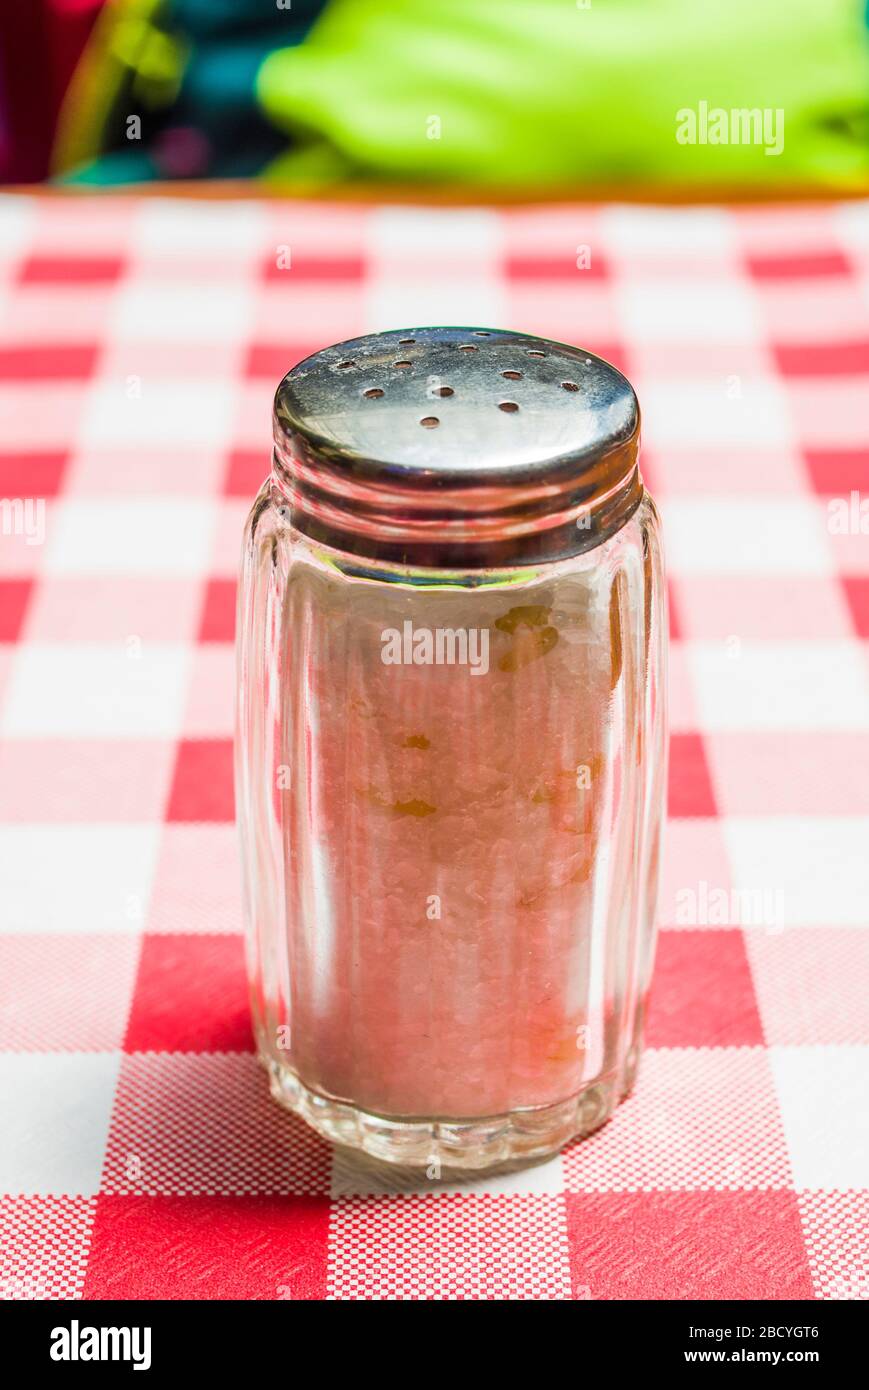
[746,251,851,280]
[803,448,869,495]
[224,449,268,497]
[647,930,764,1047]
[124,934,252,1053]
[167,739,234,822]
[0,452,67,497]
[566,1191,814,1300]
[263,253,365,282]
[0,579,33,641]
[244,343,319,380]
[506,253,609,282]
[83,1195,329,1300]
[0,345,99,380]
[198,578,238,642]
[17,255,125,286]
[774,340,869,376]
[587,344,628,374]
[667,733,717,817]
[842,577,869,638]
[667,581,682,640]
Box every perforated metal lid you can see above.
[272,327,642,567]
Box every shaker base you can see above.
[264,1055,622,1171]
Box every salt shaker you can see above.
[235,328,667,1169]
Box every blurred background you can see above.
[2,0,869,197]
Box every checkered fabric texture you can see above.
[0,194,867,1302]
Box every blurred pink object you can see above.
[0,0,104,182]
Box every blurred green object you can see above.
[257,0,869,194]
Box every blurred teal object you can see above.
[56,0,328,182]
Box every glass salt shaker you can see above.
[235,327,667,1170]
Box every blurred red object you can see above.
[0,0,105,183]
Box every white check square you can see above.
[833,202,869,268]
[112,283,253,343]
[366,208,506,330]
[2,642,191,737]
[0,1053,120,1195]
[0,824,160,933]
[615,276,759,344]
[0,195,36,263]
[130,199,268,258]
[599,205,736,258]
[369,206,504,258]
[770,1046,869,1189]
[686,641,869,730]
[80,381,236,449]
[45,498,216,574]
[663,497,832,575]
[724,817,869,928]
[640,378,792,450]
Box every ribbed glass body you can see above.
[236,478,667,1169]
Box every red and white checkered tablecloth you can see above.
[0,193,867,1302]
